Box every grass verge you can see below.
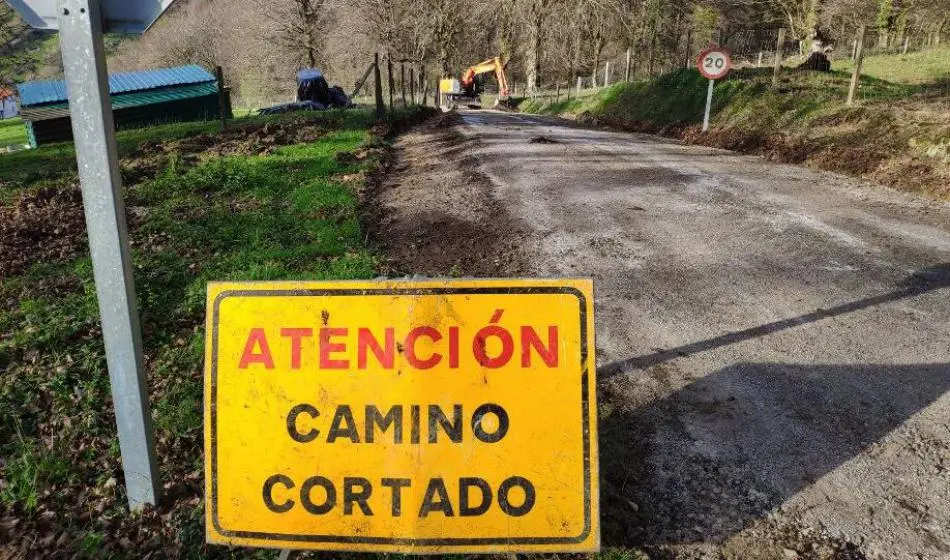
[0,117,27,150]
[519,63,950,199]
[0,107,433,558]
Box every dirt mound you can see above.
[0,186,86,278]
[575,109,950,199]
[121,117,338,186]
[362,112,533,277]
[1,116,350,278]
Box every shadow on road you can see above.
[597,263,950,549]
[601,262,950,379]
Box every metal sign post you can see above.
[703,78,715,132]
[696,46,732,133]
[57,0,160,510]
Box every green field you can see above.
[833,46,950,85]
[0,108,430,557]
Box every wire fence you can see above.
[510,26,949,110]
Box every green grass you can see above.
[0,110,374,200]
[520,66,932,124]
[833,46,950,84]
[0,107,429,557]
[0,117,27,149]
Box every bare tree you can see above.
[521,0,559,90]
[258,0,333,68]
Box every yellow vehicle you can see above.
[439,56,510,111]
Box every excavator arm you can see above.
[460,57,509,100]
[439,55,510,110]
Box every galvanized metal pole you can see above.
[702,78,714,132]
[57,0,160,510]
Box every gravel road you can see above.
[374,110,950,559]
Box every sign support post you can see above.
[57,0,160,510]
[703,78,714,132]
[696,45,732,134]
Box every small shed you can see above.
[0,88,17,119]
[17,64,231,147]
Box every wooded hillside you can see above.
[100,0,949,106]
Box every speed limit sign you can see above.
[696,46,732,132]
[696,47,732,80]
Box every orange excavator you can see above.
[439,56,510,111]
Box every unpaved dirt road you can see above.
[371,111,950,560]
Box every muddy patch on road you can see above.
[363,113,534,277]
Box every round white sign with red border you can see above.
[696,46,732,80]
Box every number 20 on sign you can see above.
[204,279,600,553]
[696,46,732,132]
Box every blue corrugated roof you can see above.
[17,64,216,107]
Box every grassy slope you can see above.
[833,46,950,84]
[0,109,404,558]
[0,117,258,194]
[519,50,950,199]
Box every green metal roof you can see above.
[20,82,219,121]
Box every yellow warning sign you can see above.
[204,279,598,553]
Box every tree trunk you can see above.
[568,0,585,87]
[498,0,517,68]
[524,0,547,91]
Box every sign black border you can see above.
[209,286,593,546]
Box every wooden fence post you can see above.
[387,55,395,110]
[604,61,610,87]
[624,48,631,82]
[772,28,786,88]
[400,62,407,107]
[683,28,692,68]
[419,67,426,105]
[373,53,385,119]
[577,76,582,96]
[214,65,227,130]
[847,26,866,106]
